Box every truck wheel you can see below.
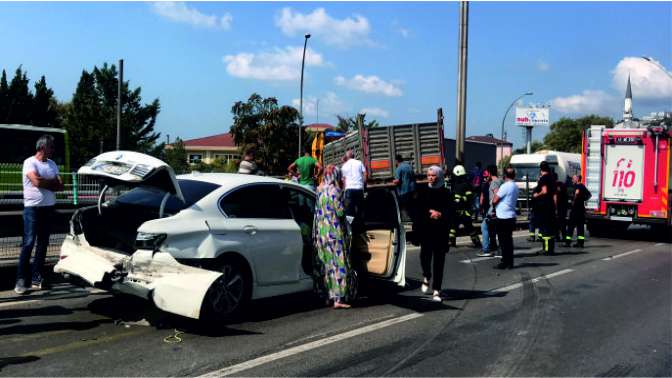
[201,257,251,322]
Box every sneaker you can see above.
[431,290,442,302]
[421,281,429,294]
[476,251,493,257]
[14,280,28,295]
[32,281,50,290]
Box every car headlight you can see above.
[135,232,166,251]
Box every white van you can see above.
[510,150,581,204]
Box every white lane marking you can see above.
[200,312,424,377]
[492,269,574,293]
[460,256,499,263]
[602,249,643,261]
[460,250,541,264]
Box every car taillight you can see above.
[135,232,167,251]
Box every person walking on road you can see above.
[555,173,569,243]
[393,154,415,222]
[532,161,558,255]
[565,175,591,248]
[313,165,351,309]
[449,163,482,248]
[415,165,453,302]
[478,165,502,257]
[15,135,64,294]
[492,167,519,269]
[470,162,483,222]
[341,150,367,232]
[288,146,322,191]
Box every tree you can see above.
[513,140,545,154]
[0,70,8,122]
[31,76,61,127]
[336,113,380,133]
[230,93,300,175]
[4,66,33,124]
[64,63,162,167]
[163,138,189,174]
[543,115,614,153]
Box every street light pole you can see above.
[299,33,311,158]
[641,56,672,79]
[500,91,533,165]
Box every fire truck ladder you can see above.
[585,125,605,210]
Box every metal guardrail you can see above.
[0,169,102,206]
[0,233,65,266]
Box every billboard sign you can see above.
[515,107,550,127]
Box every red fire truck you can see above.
[582,113,672,236]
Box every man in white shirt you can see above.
[341,150,367,230]
[492,167,519,270]
[15,135,63,294]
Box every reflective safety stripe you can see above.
[565,236,572,240]
[577,236,585,240]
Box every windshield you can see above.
[512,163,558,183]
[114,179,220,214]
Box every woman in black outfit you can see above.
[413,165,453,302]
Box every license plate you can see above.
[610,216,632,222]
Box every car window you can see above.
[115,179,220,214]
[220,184,292,219]
[285,187,315,223]
[364,189,399,227]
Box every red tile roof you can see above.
[183,133,236,147]
[466,135,512,146]
[304,123,336,132]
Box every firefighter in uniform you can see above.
[555,173,569,242]
[532,162,557,255]
[565,175,590,248]
[449,164,482,248]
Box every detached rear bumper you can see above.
[55,235,222,319]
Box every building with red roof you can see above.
[466,134,513,164]
[169,132,240,164]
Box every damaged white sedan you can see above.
[55,151,406,321]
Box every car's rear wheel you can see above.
[201,257,251,321]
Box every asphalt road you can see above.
[0,229,670,377]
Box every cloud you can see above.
[399,28,410,38]
[550,90,615,114]
[292,92,348,118]
[152,2,232,30]
[334,75,403,97]
[275,7,371,47]
[611,56,672,99]
[537,60,550,72]
[223,46,324,81]
[360,107,389,118]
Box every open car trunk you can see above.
[350,188,406,286]
[55,151,223,320]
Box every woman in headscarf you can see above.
[414,165,453,302]
[313,164,351,309]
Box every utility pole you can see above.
[299,33,311,158]
[455,1,469,163]
[116,59,123,151]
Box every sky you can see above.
[0,1,670,149]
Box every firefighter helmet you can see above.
[453,165,466,176]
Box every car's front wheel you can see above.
[201,257,251,321]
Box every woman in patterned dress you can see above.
[313,164,351,309]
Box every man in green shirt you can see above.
[288,146,322,190]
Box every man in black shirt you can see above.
[532,162,557,255]
[565,175,590,247]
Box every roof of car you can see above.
[176,172,312,191]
